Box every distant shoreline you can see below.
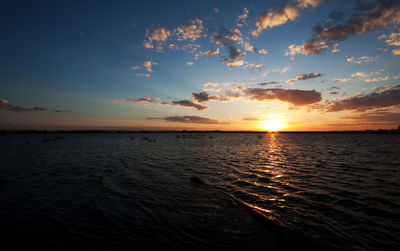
[1,129,399,134]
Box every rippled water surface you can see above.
[1,133,399,250]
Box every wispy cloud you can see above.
[123,96,160,104]
[0,99,76,113]
[346,56,375,64]
[147,115,227,124]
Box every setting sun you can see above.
[260,118,286,132]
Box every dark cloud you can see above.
[324,85,400,112]
[192,91,218,103]
[147,115,227,124]
[0,99,74,113]
[330,92,339,95]
[243,88,322,106]
[210,26,246,65]
[171,100,208,110]
[304,1,400,54]
[288,72,322,82]
[258,81,280,86]
[124,96,160,104]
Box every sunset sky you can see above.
[1,0,400,131]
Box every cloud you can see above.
[222,59,245,67]
[176,18,204,41]
[242,117,260,121]
[123,96,160,104]
[364,76,390,82]
[135,73,150,78]
[323,84,400,112]
[192,91,218,103]
[210,27,247,66]
[142,61,157,72]
[237,8,249,27]
[294,1,400,55]
[343,111,400,122]
[287,72,322,82]
[332,43,340,53]
[334,78,350,82]
[0,99,74,113]
[171,100,208,110]
[285,40,328,58]
[252,0,320,37]
[351,72,370,78]
[201,48,219,56]
[185,61,194,66]
[378,31,400,55]
[147,115,227,124]
[258,49,268,54]
[330,92,339,95]
[246,64,263,70]
[159,101,170,106]
[131,66,142,70]
[143,27,171,50]
[258,81,280,86]
[346,56,375,64]
[243,88,322,106]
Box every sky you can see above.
[1,0,400,131]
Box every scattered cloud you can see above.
[332,43,340,53]
[364,76,390,82]
[378,32,400,55]
[201,48,219,56]
[258,49,268,54]
[131,66,142,70]
[222,59,245,67]
[346,56,375,64]
[147,115,227,124]
[176,18,204,41]
[334,78,350,82]
[243,88,322,106]
[142,61,157,72]
[135,73,150,78]
[237,8,249,27]
[242,117,260,121]
[293,1,400,55]
[185,61,194,66]
[323,84,400,112]
[143,27,171,51]
[171,100,208,110]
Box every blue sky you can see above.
[1,0,400,130]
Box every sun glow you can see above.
[259,117,286,132]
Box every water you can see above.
[0,133,399,250]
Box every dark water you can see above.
[0,133,399,250]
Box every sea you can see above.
[0,133,399,250]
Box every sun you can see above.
[259,118,285,132]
